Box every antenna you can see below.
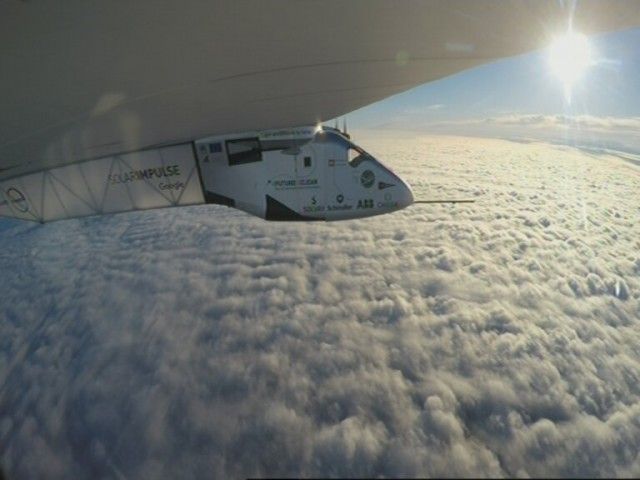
[342,117,350,138]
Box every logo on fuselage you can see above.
[328,204,353,211]
[303,205,325,213]
[108,165,181,185]
[360,170,375,188]
[272,178,318,189]
[159,181,185,191]
[357,199,374,209]
[5,187,29,213]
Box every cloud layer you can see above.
[479,113,640,131]
[386,114,640,156]
[1,134,640,478]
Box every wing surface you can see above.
[0,144,204,222]
[1,0,639,179]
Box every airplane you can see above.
[1,0,639,223]
[0,124,414,222]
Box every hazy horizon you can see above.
[346,27,640,155]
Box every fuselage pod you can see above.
[195,126,414,221]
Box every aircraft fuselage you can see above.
[195,126,414,221]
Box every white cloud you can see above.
[1,134,640,478]
[481,114,640,132]
[370,113,640,156]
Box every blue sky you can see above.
[349,27,640,129]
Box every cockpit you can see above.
[195,125,413,222]
[318,127,374,167]
[304,126,414,220]
[347,145,369,167]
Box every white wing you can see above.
[2,0,639,179]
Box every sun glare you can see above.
[548,32,592,102]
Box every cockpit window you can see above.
[318,130,372,166]
[226,137,262,165]
[348,146,368,167]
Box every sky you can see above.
[349,27,640,150]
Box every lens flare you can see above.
[548,32,591,103]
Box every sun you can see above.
[548,31,592,102]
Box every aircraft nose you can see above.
[398,178,414,209]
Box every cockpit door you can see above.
[323,139,356,218]
[294,143,325,219]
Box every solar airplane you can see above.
[1,0,638,223]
